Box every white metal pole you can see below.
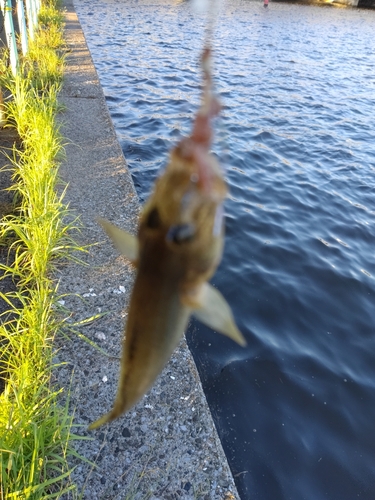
[17,0,28,55]
[25,0,34,40]
[31,0,37,26]
[4,0,18,75]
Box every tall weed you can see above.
[0,1,84,497]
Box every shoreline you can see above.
[56,1,240,498]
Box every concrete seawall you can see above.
[56,1,240,498]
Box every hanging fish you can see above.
[89,47,246,431]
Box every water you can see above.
[74,1,375,498]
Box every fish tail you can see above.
[88,411,114,430]
[88,393,131,430]
[88,404,125,430]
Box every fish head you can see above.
[139,139,227,287]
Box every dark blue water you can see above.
[74,0,375,498]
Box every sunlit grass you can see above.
[0,1,86,497]
[22,3,65,92]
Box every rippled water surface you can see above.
[74,0,375,498]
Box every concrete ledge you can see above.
[56,1,239,498]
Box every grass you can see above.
[0,2,85,498]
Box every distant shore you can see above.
[273,0,375,8]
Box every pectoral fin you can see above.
[97,217,138,262]
[192,283,246,346]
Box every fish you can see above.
[89,47,246,431]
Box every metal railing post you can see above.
[31,0,38,25]
[3,0,19,75]
[17,0,28,55]
[25,0,35,40]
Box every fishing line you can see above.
[203,0,231,179]
[191,0,230,178]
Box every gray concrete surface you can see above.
[55,1,240,498]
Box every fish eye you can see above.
[166,223,195,244]
[146,207,161,229]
